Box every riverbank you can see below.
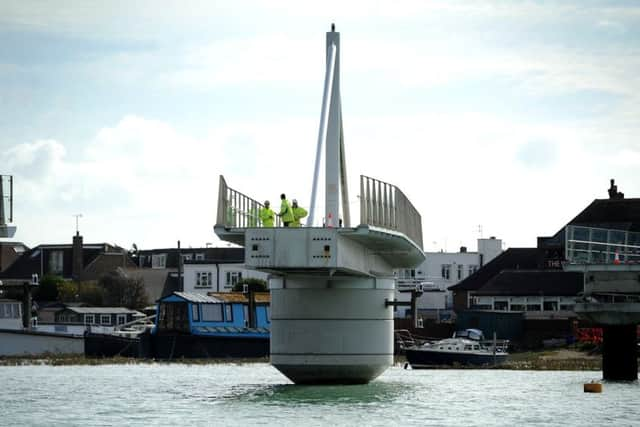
[0,348,604,370]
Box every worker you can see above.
[278,193,295,227]
[259,201,275,227]
[290,199,308,228]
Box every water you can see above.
[2,363,638,426]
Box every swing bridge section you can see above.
[214,27,424,384]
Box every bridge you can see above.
[214,26,425,384]
[564,224,640,380]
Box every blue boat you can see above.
[151,291,270,359]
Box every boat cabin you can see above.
[154,291,270,337]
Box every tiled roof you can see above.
[448,248,538,292]
[474,270,583,296]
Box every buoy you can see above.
[584,382,603,393]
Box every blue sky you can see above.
[1,1,639,252]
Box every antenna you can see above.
[477,224,483,238]
[73,214,83,234]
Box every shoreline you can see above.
[0,348,606,370]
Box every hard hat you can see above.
[292,199,298,204]
[264,200,270,205]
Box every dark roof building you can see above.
[450,179,640,314]
[0,233,135,286]
[0,241,28,273]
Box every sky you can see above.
[1,1,639,253]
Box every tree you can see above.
[78,281,105,306]
[232,277,268,292]
[99,270,149,310]
[35,275,64,301]
[56,281,79,303]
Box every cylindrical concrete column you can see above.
[602,324,638,381]
[270,276,395,384]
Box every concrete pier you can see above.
[602,324,638,381]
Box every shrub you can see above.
[232,277,268,292]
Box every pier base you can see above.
[602,324,638,381]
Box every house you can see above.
[394,237,503,317]
[448,180,640,345]
[130,247,268,299]
[0,233,135,286]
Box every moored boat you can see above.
[404,329,509,368]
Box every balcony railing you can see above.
[360,175,423,249]
[565,225,640,265]
[216,175,281,228]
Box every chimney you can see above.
[608,179,624,200]
[460,246,467,253]
[72,232,83,281]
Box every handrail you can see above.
[216,175,281,228]
[360,175,423,249]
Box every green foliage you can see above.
[35,275,64,301]
[78,282,105,306]
[99,271,149,310]
[56,281,79,303]
[232,277,268,292]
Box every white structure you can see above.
[215,26,424,384]
[0,299,23,330]
[182,261,269,294]
[395,237,502,315]
[0,175,16,238]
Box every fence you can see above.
[216,175,281,228]
[359,175,423,249]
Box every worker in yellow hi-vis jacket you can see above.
[290,199,308,228]
[278,193,295,227]
[259,201,275,227]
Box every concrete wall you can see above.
[0,330,84,356]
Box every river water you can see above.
[2,363,638,426]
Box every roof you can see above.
[0,242,125,280]
[165,291,270,304]
[449,248,538,292]
[136,247,244,268]
[474,270,584,296]
[64,307,142,315]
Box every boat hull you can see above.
[405,348,508,368]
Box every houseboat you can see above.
[151,291,270,359]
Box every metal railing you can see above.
[565,225,640,265]
[360,175,423,249]
[216,175,281,228]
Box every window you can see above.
[510,304,525,311]
[49,250,63,275]
[468,265,478,276]
[192,304,200,322]
[494,301,508,311]
[196,271,213,288]
[441,264,451,280]
[100,314,111,325]
[225,304,233,322]
[201,304,223,322]
[526,304,541,311]
[195,253,205,261]
[543,301,558,311]
[457,264,463,280]
[182,254,193,261]
[85,314,95,325]
[225,271,243,288]
[152,254,167,268]
[117,314,127,325]
[560,304,574,311]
